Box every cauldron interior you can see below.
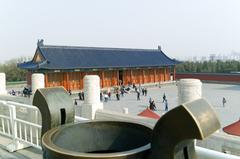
[50,121,152,153]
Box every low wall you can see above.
[197,132,240,156]
[176,73,240,83]
[95,109,156,127]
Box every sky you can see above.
[0,0,240,63]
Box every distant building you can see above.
[18,40,178,90]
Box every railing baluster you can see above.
[30,126,33,144]
[1,118,5,133]
[19,122,22,139]
[6,119,10,135]
[35,110,38,124]
[24,123,27,141]
[36,127,39,146]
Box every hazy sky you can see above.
[0,0,240,63]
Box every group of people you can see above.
[141,88,148,96]
[73,90,85,105]
[149,98,156,111]
[148,93,168,111]
[100,91,112,102]
[70,82,170,112]
[78,91,84,100]
[136,88,147,101]
[9,87,32,98]
[68,85,228,111]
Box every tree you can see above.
[0,57,31,82]
[176,60,240,73]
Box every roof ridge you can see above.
[40,45,159,52]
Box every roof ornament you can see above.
[37,39,44,47]
[158,45,161,51]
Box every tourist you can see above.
[78,92,82,100]
[164,99,168,111]
[145,88,148,96]
[108,91,111,100]
[135,87,138,92]
[222,97,226,107]
[137,91,140,100]
[68,89,72,96]
[162,93,166,103]
[104,94,108,102]
[82,92,84,100]
[150,100,156,111]
[100,92,103,101]
[120,87,124,97]
[11,89,16,96]
[133,83,136,89]
[142,88,145,96]
[116,91,120,101]
[149,97,152,105]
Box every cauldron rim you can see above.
[42,120,152,158]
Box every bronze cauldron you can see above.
[42,121,152,159]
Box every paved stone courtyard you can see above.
[75,82,240,127]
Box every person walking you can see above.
[100,92,103,101]
[150,100,156,111]
[108,91,111,100]
[82,92,84,100]
[137,91,140,100]
[74,99,78,105]
[149,97,152,105]
[145,88,148,96]
[68,89,72,96]
[222,97,226,107]
[116,91,120,101]
[164,99,168,111]
[104,94,108,102]
[120,88,124,97]
[78,92,82,100]
[142,88,145,96]
[162,93,166,103]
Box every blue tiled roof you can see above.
[18,45,178,70]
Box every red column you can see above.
[142,69,145,84]
[154,69,157,83]
[44,73,48,88]
[101,71,105,88]
[164,68,166,81]
[173,66,176,80]
[64,72,69,90]
[130,70,133,84]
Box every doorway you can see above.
[118,70,123,85]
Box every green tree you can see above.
[0,57,31,82]
[176,60,240,73]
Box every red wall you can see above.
[176,73,240,83]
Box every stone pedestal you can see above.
[178,78,202,105]
[31,73,45,94]
[81,75,103,119]
[0,73,7,95]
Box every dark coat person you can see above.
[164,99,168,111]
[149,100,156,111]
[137,91,140,100]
